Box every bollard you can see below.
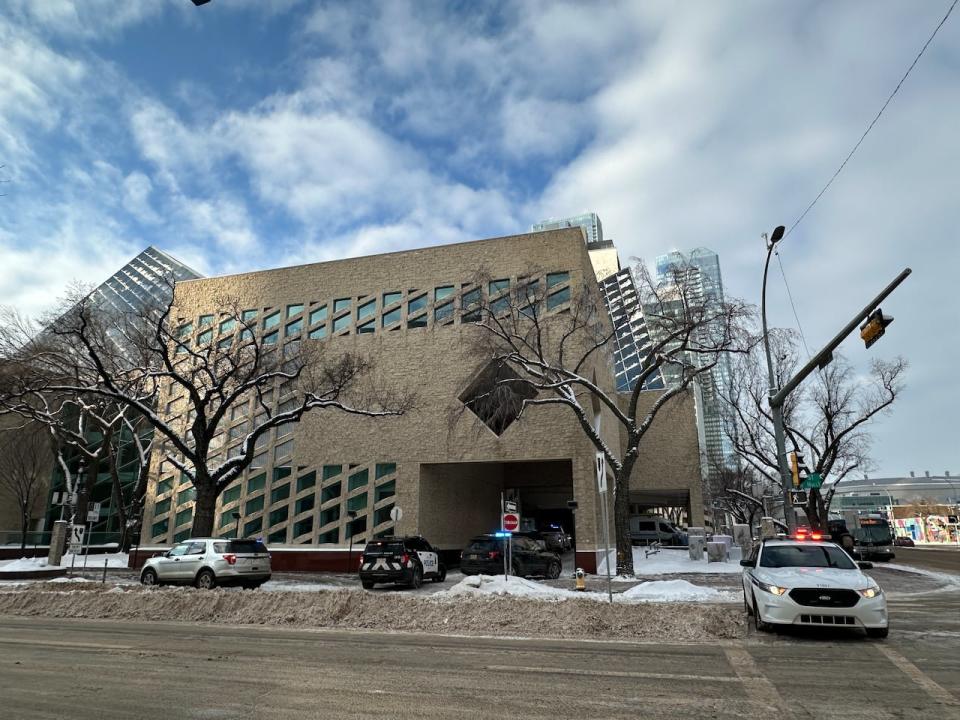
[101,558,108,584]
[574,568,586,591]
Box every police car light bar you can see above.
[494,531,512,538]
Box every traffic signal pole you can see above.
[769,266,912,531]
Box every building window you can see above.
[434,302,453,324]
[321,482,342,504]
[269,506,289,528]
[268,529,287,544]
[218,337,233,350]
[222,484,241,505]
[287,304,303,318]
[175,508,193,527]
[152,519,169,538]
[247,473,266,493]
[263,330,279,345]
[462,287,481,322]
[374,504,395,526]
[295,495,315,515]
[251,452,267,469]
[347,493,367,513]
[347,514,366,538]
[382,307,401,328]
[333,314,350,333]
[242,309,257,322]
[293,517,313,537]
[285,318,302,337]
[322,465,342,480]
[348,469,368,492]
[297,471,316,493]
[308,326,327,340]
[383,291,401,306]
[375,463,396,479]
[320,505,340,526]
[245,496,264,515]
[318,528,339,544]
[309,306,327,325]
[408,293,427,314]
[274,439,294,461]
[357,319,376,334]
[270,483,291,505]
[157,477,174,495]
[547,286,571,310]
[244,517,262,536]
[546,271,569,288]
[434,286,454,301]
[407,315,427,329]
[154,498,171,515]
[263,311,280,329]
[273,466,292,482]
[333,298,351,313]
[219,318,235,334]
[177,487,196,505]
[197,329,213,345]
[198,314,214,327]
[375,480,395,503]
[490,295,510,316]
[489,278,509,294]
[357,298,376,321]
[459,361,537,435]
[174,529,191,543]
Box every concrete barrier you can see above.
[706,541,729,563]
[688,535,705,561]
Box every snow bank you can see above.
[440,574,586,602]
[621,579,736,603]
[0,584,746,641]
[598,548,743,577]
[0,553,130,571]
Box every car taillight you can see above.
[488,551,500,560]
[359,556,364,569]
[401,553,410,565]
[811,532,823,541]
[223,554,237,565]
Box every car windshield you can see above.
[466,538,499,552]
[854,525,893,545]
[760,544,856,570]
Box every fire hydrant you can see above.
[574,567,586,592]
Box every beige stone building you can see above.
[142,229,703,570]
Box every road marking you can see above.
[484,664,739,683]
[722,647,792,717]
[874,644,960,708]
[0,638,132,651]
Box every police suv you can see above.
[741,535,889,638]
[358,536,447,589]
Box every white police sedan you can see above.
[741,537,888,638]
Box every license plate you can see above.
[469,554,480,559]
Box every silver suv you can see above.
[140,538,271,589]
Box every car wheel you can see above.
[752,594,771,632]
[140,568,158,586]
[547,559,562,580]
[866,627,889,639]
[194,569,216,590]
[432,565,447,583]
[410,566,423,589]
[361,580,375,590]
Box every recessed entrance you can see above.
[418,460,574,550]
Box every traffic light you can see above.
[859,308,893,349]
[790,452,805,487]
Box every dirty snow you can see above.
[621,579,736,602]
[0,553,129,572]
[0,583,746,641]
[597,548,744,577]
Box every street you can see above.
[0,578,957,720]
[891,546,960,574]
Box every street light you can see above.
[231,512,242,539]
[761,225,796,533]
[346,510,358,574]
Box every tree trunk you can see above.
[19,511,28,552]
[191,475,218,538]
[614,452,639,576]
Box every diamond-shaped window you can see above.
[459,361,538,435]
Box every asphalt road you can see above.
[891,546,960,574]
[1,586,958,720]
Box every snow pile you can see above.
[599,548,743,577]
[621,579,736,603]
[0,583,747,641]
[0,553,130,571]
[441,574,585,602]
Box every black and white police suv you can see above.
[741,536,889,638]
[358,536,446,590]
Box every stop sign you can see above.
[502,513,520,532]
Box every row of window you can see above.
[151,462,398,545]
[176,272,572,348]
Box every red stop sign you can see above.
[502,513,520,532]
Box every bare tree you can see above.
[722,329,906,531]
[1,287,412,538]
[461,261,753,575]
[0,421,50,549]
[703,456,776,531]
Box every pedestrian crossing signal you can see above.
[859,308,893,349]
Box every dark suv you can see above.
[358,536,446,589]
[460,534,562,579]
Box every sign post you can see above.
[595,451,613,603]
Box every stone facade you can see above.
[141,229,703,568]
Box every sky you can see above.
[0,0,956,477]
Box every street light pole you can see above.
[761,226,796,533]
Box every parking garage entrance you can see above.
[418,460,575,551]
[629,489,692,527]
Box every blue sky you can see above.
[0,0,957,476]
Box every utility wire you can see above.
[786,0,958,238]
[774,249,811,358]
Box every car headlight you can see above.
[858,585,882,599]
[756,580,788,596]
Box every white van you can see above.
[629,516,688,546]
